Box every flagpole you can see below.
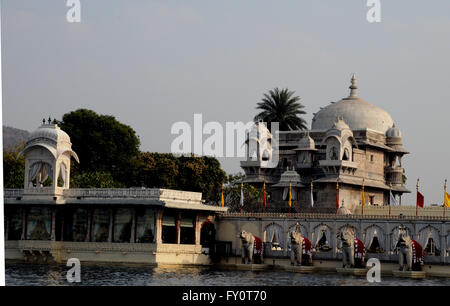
[336,180,339,215]
[288,183,291,217]
[240,183,243,214]
[221,183,224,207]
[262,180,266,214]
[444,179,447,218]
[416,179,419,218]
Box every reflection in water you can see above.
[5,262,450,286]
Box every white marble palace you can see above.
[241,75,410,213]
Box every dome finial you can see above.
[349,73,358,98]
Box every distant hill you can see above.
[3,126,29,150]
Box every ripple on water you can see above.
[5,262,450,286]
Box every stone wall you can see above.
[215,213,450,265]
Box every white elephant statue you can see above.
[289,223,304,266]
[395,226,424,272]
[396,226,413,271]
[239,230,263,264]
[239,230,254,264]
[338,227,355,268]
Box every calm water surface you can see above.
[6,262,450,286]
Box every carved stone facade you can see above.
[241,75,410,213]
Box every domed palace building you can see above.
[241,74,410,213]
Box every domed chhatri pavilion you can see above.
[241,74,410,213]
[18,119,79,199]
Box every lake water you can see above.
[5,262,450,286]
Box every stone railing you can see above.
[4,189,24,198]
[5,188,203,204]
[353,205,449,217]
[64,188,161,199]
[24,187,65,195]
[219,211,450,221]
[5,187,65,197]
[159,189,203,202]
[64,188,202,203]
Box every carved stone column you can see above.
[155,210,163,244]
[21,208,27,240]
[194,214,201,246]
[5,210,9,241]
[60,209,65,241]
[51,209,56,241]
[108,208,114,243]
[130,208,136,243]
[176,212,182,244]
[85,208,92,242]
[441,232,446,263]
[332,221,337,258]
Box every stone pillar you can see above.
[155,210,163,244]
[194,214,201,245]
[332,221,337,258]
[176,212,182,244]
[108,208,114,243]
[5,210,9,241]
[85,208,92,242]
[60,209,65,241]
[21,208,27,240]
[236,219,242,256]
[441,232,446,263]
[51,209,56,241]
[130,208,136,243]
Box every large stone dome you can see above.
[311,74,394,134]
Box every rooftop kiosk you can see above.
[5,121,227,265]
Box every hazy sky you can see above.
[2,1,450,205]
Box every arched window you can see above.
[313,225,332,252]
[29,162,53,187]
[418,227,441,256]
[364,226,385,253]
[329,147,338,160]
[264,223,284,250]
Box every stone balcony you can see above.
[385,166,404,185]
[5,187,202,202]
[319,160,359,175]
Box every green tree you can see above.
[254,88,307,131]
[137,152,179,189]
[224,173,263,212]
[137,153,226,204]
[3,145,25,188]
[58,109,140,186]
[70,171,124,188]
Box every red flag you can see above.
[336,191,339,210]
[416,191,424,208]
[336,183,339,213]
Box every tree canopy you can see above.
[4,109,228,203]
[137,153,226,204]
[3,145,25,188]
[254,88,307,131]
[58,109,141,186]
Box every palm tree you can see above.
[254,88,307,131]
